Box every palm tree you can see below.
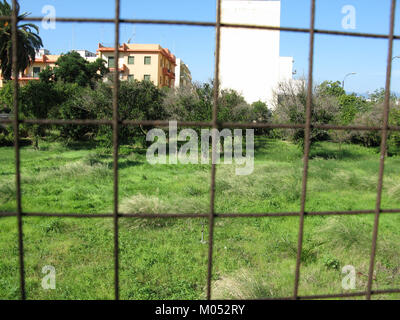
[0,0,43,80]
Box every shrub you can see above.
[0,125,13,146]
[273,79,340,148]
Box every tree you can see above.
[39,66,55,83]
[337,93,369,124]
[273,79,340,148]
[317,80,345,98]
[388,104,400,156]
[49,51,108,88]
[369,88,397,104]
[0,0,43,80]
[218,89,251,122]
[20,80,63,148]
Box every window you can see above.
[33,67,41,78]
[144,56,151,65]
[128,74,134,81]
[128,56,134,65]
[108,56,115,68]
[144,74,151,81]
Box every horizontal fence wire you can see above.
[2,0,399,300]
[2,118,400,131]
[0,15,399,40]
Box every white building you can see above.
[73,50,98,62]
[35,49,50,59]
[174,58,192,88]
[219,0,293,105]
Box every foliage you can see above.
[57,83,94,142]
[20,81,62,147]
[273,79,340,148]
[350,103,383,148]
[45,51,108,88]
[0,124,13,146]
[162,81,271,127]
[39,66,55,83]
[0,80,13,112]
[369,88,398,104]
[218,89,251,122]
[0,0,43,80]
[251,100,271,123]
[337,94,369,125]
[388,104,400,156]
[317,80,345,98]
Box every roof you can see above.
[97,43,176,65]
[34,54,61,63]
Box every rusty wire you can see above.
[366,0,397,301]
[2,0,400,301]
[112,0,121,301]
[11,0,25,300]
[294,0,316,299]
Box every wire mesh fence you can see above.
[0,0,400,300]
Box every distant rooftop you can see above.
[97,43,176,64]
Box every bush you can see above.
[350,103,382,148]
[162,81,271,126]
[388,104,400,156]
[0,125,13,146]
[57,83,97,143]
[273,79,340,148]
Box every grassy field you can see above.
[1,137,400,300]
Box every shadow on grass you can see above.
[118,159,143,170]
[310,142,380,160]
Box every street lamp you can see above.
[342,72,357,89]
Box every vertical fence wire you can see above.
[293,0,316,299]
[112,0,121,301]
[366,0,396,301]
[206,0,222,301]
[11,0,25,300]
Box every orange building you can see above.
[0,44,177,89]
[0,49,60,87]
[96,43,176,88]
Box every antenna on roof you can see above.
[127,25,136,44]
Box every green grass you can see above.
[1,138,400,299]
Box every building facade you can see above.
[0,44,177,89]
[174,58,192,88]
[219,0,293,104]
[73,50,98,63]
[97,43,176,88]
[0,49,60,87]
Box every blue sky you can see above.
[20,0,400,95]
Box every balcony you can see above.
[162,67,175,79]
[109,64,128,73]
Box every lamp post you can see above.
[342,72,357,90]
